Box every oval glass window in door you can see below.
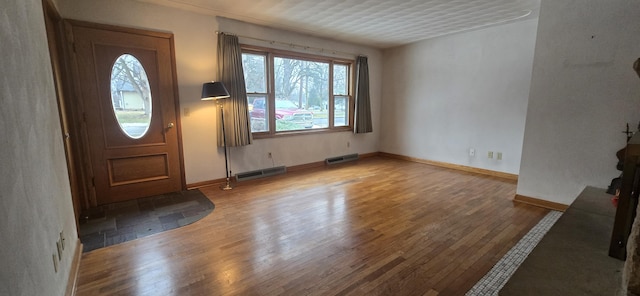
[110,54,152,139]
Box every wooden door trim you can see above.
[64,19,175,39]
[168,29,186,193]
[64,19,186,207]
[43,0,88,228]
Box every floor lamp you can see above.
[201,81,233,190]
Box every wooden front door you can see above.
[70,21,183,205]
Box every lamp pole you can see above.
[219,102,232,190]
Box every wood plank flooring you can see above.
[75,156,548,295]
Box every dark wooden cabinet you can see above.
[609,133,640,260]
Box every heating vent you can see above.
[236,166,287,182]
[325,153,359,165]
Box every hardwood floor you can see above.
[75,156,548,295]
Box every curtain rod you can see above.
[216,31,364,58]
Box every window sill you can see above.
[252,126,352,139]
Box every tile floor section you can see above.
[79,189,214,252]
[466,210,563,295]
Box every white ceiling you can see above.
[138,0,540,48]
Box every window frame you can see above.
[241,45,355,138]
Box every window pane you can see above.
[334,95,349,127]
[242,53,267,93]
[333,64,348,96]
[274,57,329,131]
[110,54,152,139]
[248,94,269,132]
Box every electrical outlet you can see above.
[497,152,503,160]
[268,152,272,159]
[488,151,494,159]
[469,148,475,157]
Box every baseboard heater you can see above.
[235,166,287,182]
[325,153,359,165]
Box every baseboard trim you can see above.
[187,179,223,189]
[65,240,82,296]
[187,177,237,190]
[513,194,569,212]
[359,152,380,159]
[378,152,519,181]
[188,152,381,187]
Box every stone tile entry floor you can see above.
[79,189,214,252]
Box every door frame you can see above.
[43,0,86,227]
[59,19,186,212]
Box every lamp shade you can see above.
[201,81,230,100]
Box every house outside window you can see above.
[242,46,354,137]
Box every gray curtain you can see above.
[354,55,372,133]
[217,33,252,146]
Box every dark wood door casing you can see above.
[42,0,88,228]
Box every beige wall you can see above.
[57,0,382,184]
[0,0,79,295]
[380,19,538,175]
[517,0,640,205]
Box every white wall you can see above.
[57,0,382,184]
[0,0,79,295]
[380,19,538,175]
[517,0,640,205]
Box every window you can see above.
[242,52,269,132]
[110,54,152,139]
[242,46,353,136]
[333,64,349,127]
